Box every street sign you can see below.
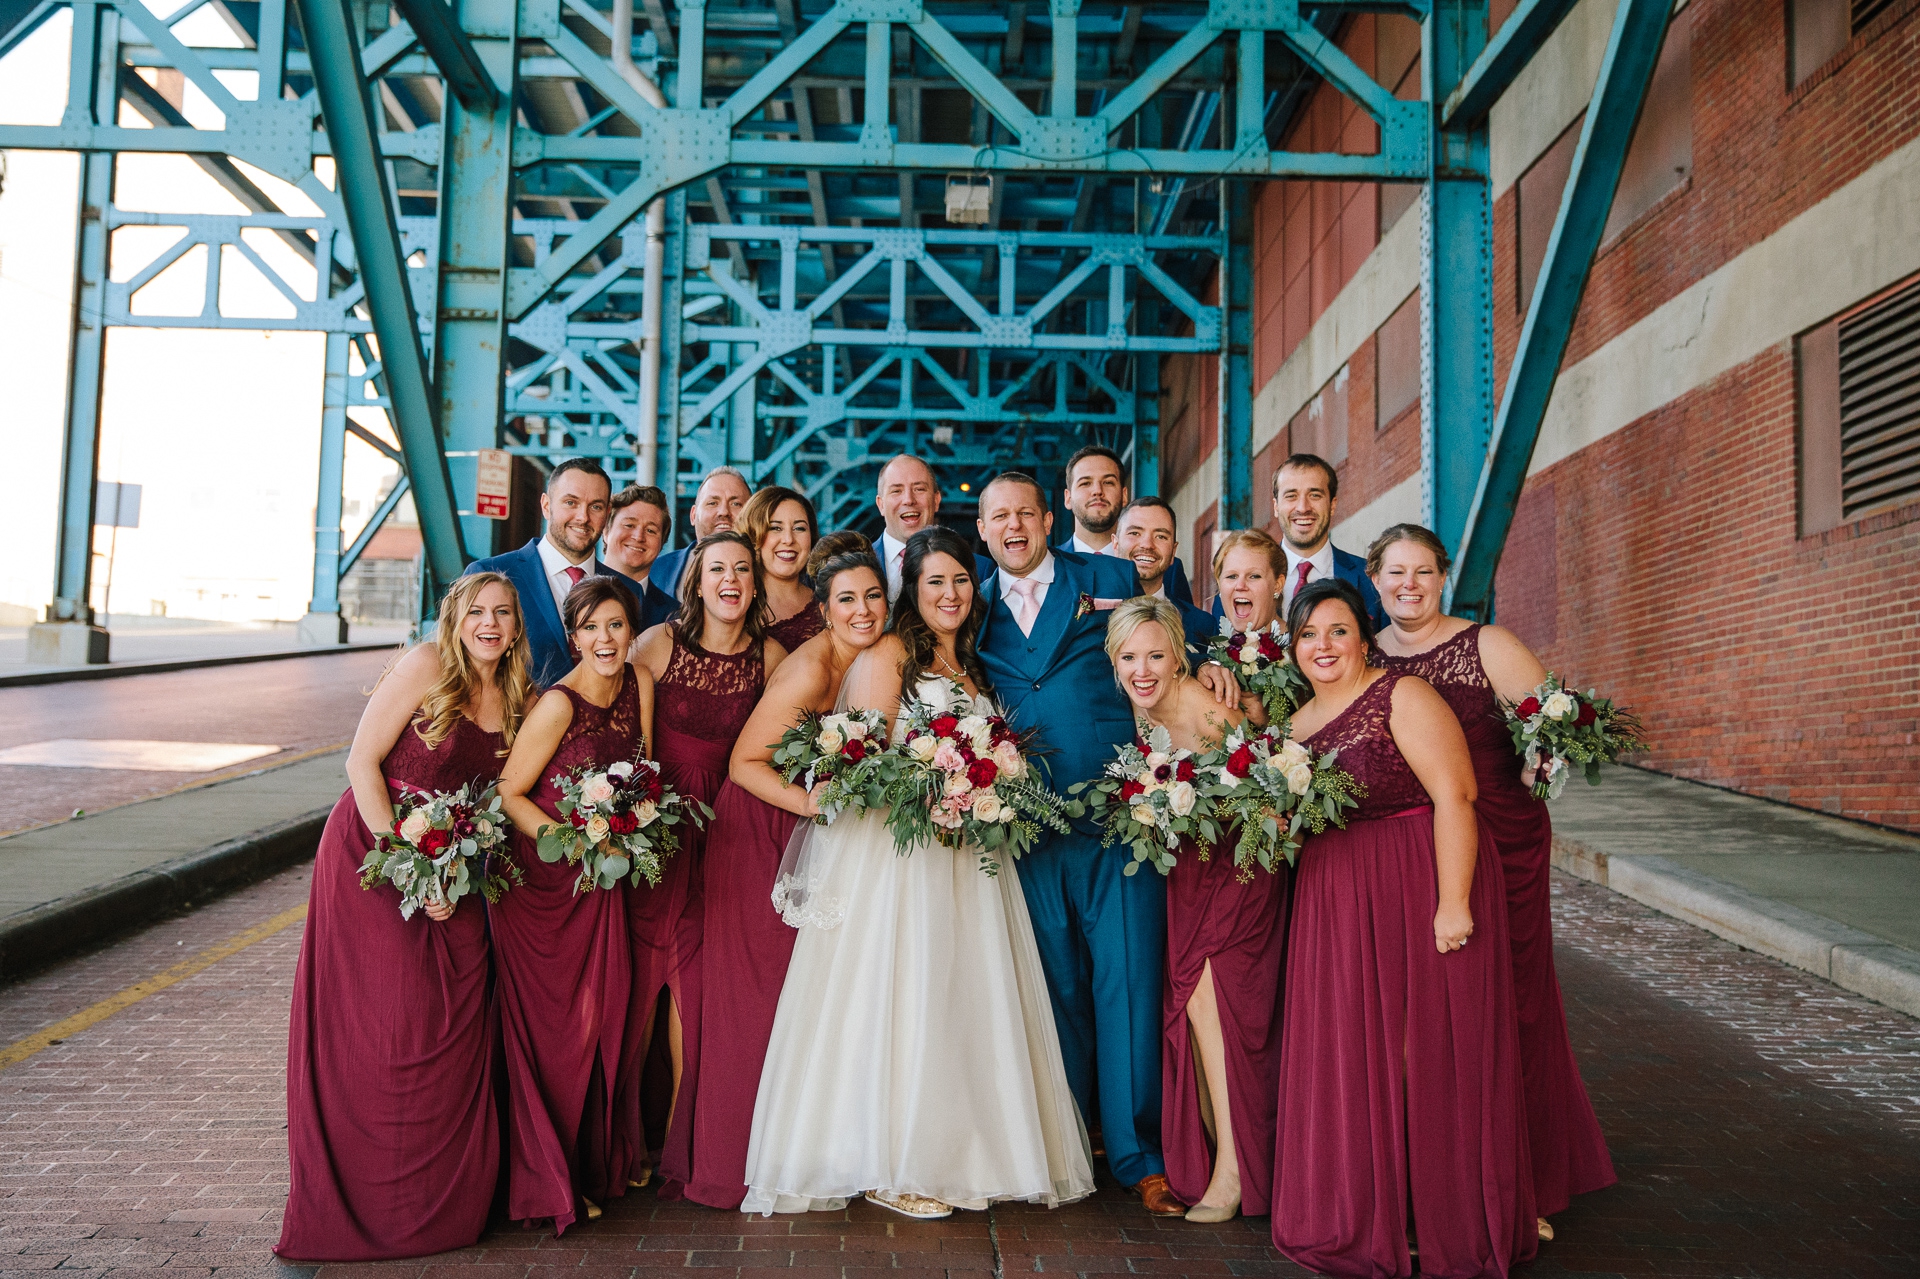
[474,449,511,519]
[95,482,141,528]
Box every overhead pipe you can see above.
[611,0,668,486]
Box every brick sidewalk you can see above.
[2,868,1917,1279]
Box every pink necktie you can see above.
[563,565,585,587]
[1006,577,1040,637]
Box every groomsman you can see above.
[649,466,751,597]
[1059,445,1196,606]
[972,472,1184,1218]
[464,458,643,686]
[1267,453,1387,628]
[1112,497,1216,649]
[602,483,679,630]
[874,453,942,601]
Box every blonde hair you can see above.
[1210,527,1285,586]
[416,572,533,752]
[1103,596,1192,682]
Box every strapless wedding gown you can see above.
[740,675,1094,1215]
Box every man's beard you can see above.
[1080,507,1120,536]
[1282,518,1327,552]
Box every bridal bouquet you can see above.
[875,684,1071,875]
[1208,618,1312,728]
[536,757,709,893]
[1066,726,1230,876]
[359,781,521,919]
[770,708,889,823]
[1212,725,1363,875]
[1502,674,1648,800]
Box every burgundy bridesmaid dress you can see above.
[1162,836,1287,1216]
[766,606,824,652]
[1271,672,1537,1279]
[615,639,766,1196]
[1378,626,1615,1216]
[682,775,802,1208]
[490,671,639,1234]
[277,716,503,1261]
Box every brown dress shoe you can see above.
[1134,1173,1186,1217]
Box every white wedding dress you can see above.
[740,667,1095,1215]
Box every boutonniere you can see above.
[1074,592,1122,620]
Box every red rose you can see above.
[1120,780,1145,800]
[1516,696,1541,719]
[930,716,960,739]
[1226,744,1255,777]
[646,776,664,802]
[391,816,407,836]
[610,811,639,835]
[1176,758,1196,782]
[419,827,450,853]
[1574,700,1598,728]
[967,759,999,789]
[570,811,588,828]
[1257,632,1283,660]
[842,738,868,762]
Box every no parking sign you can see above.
[474,449,511,519]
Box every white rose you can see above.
[956,715,988,741]
[1285,762,1315,796]
[816,727,844,753]
[607,760,634,780]
[945,771,973,798]
[908,734,939,762]
[1542,691,1576,720]
[475,817,494,838]
[1145,751,1171,773]
[580,775,615,805]
[1238,642,1259,665]
[969,727,994,757]
[972,791,1004,822]
[1167,781,1196,817]
[842,715,870,741]
[1278,740,1311,771]
[1130,802,1158,828]
[992,740,1025,779]
[585,814,611,844]
[398,810,432,845]
[633,799,658,826]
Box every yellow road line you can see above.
[0,903,308,1072]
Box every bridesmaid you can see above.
[1211,529,1286,725]
[1271,579,1535,1279]
[1369,524,1614,1235]
[1106,598,1283,1225]
[278,572,528,1261]
[740,484,826,651]
[494,577,655,1234]
[624,532,789,1195]
[683,530,888,1209]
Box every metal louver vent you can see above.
[1854,0,1898,34]
[1838,275,1920,518]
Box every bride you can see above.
[742,526,1094,1220]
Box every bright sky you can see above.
[0,7,404,624]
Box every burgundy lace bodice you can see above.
[382,714,507,799]
[654,639,765,779]
[767,606,825,652]
[531,666,645,816]
[1376,625,1527,804]
[1299,672,1429,819]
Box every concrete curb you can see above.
[1552,835,1920,1021]
[0,808,328,982]
[0,642,399,688]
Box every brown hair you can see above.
[1365,522,1453,578]
[1275,452,1338,500]
[737,485,817,569]
[672,530,771,651]
[806,529,876,591]
[609,483,672,538]
[890,526,991,694]
[416,571,533,752]
[1210,527,1285,586]
[1285,578,1375,653]
[562,574,639,637]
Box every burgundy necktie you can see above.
[564,565,585,587]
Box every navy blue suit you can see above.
[632,575,679,633]
[1208,544,1387,631]
[1169,592,1220,652]
[464,538,644,688]
[978,550,1165,1186]
[648,545,693,599]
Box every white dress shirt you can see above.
[1280,541,1335,614]
[537,535,598,616]
[878,531,909,601]
[1068,532,1119,557]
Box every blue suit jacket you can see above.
[1208,544,1387,632]
[465,538,644,689]
[979,550,1143,809]
[649,545,693,598]
[1053,534,1195,608]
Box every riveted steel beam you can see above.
[388,0,499,113]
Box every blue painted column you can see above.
[1421,0,1495,555]
[298,330,351,643]
[1134,348,1161,498]
[1220,178,1254,530]
[431,0,518,562]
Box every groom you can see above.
[974,472,1182,1217]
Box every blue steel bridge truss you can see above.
[0,0,1672,644]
